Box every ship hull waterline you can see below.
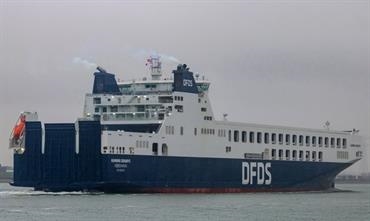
[12,154,355,193]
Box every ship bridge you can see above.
[118,79,210,95]
[83,64,211,133]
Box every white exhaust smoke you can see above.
[72,57,97,69]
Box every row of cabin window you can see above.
[218,129,227,137]
[166,126,184,135]
[228,130,347,148]
[136,140,149,148]
[94,106,119,113]
[165,126,175,135]
[271,149,323,162]
[103,143,168,155]
[93,97,123,105]
[201,128,215,135]
[102,146,134,154]
[204,116,213,121]
[198,98,208,104]
[337,151,349,160]
[174,96,183,101]
[152,143,168,156]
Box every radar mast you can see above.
[146,55,162,80]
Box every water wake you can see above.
[0,189,99,197]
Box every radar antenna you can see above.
[324,121,330,130]
[146,55,162,80]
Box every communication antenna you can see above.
[146,55,162,80]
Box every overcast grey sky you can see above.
[0,0,369,173]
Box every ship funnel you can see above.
[93,67,121,95]
[173,64,198,94]
[96,66,107,73]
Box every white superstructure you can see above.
[82,64,364,165]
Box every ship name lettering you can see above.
[242,162,272,185]
[111,159,131,163]
[183,79,193,87]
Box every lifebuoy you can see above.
[12,115,26,140]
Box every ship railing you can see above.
[101,111,167,121]
[120,90,173,96]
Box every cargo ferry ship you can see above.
[9,57,365,192]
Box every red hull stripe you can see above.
[120,187,324,194]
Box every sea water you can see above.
[0,183,369,221]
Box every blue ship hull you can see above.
[11,121,354,193]
[97,155,351,193]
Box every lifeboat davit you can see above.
[12,115,26,140]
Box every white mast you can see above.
[146,55,162,80]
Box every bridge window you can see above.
[102,107,107,113]
[271,133,276,144]
[257,132,262,143]
[228,130,232,142]
[264,133,269,144]
[180,126,184,135]
[95,107,99,113]
[342,139,347,148]
[242,131,247,143]
[201,107,207,112]
[249,132,255,143]
[234,130,239,142]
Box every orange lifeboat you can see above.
[12,115,26,140]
